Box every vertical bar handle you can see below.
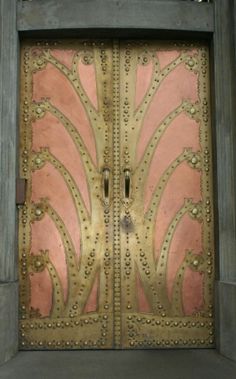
[103,168,110,204]
[124,169,131,199]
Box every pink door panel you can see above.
[119,41,214,348]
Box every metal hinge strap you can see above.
[16,178,27,205]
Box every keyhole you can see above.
[124,215,130,226]
[120,214,134,232]
[103,168,110,200]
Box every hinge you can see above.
[16,178,27,205]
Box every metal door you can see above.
[19,40,214,349]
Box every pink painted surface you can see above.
[30,213,67,316]
[78,61,98,109]
[31,162,81,260]
[135,49,204,315]
[136,272,151,313]
[31,214,67,294]
[154,163,201,256]
[167,214,202,295]
[136,62,198,163]
[32,112,90,213]
[182,268,204,315]
[33,60,97,165]
[51,49,75,70]
[30,48,98,316]
[30,163,80,315]
[30,268,52,318]
[144,113,200,213]
[135,60,153,109]
[157,50,181,71]
[84,274,99,313]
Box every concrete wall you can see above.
[214,0,236,362]
[0,0,19,364]
[0,0,236,365]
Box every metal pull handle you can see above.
[124,169,131,199]
[103,168,110,204]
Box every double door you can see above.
[19,39,214,349]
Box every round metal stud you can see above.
[35,208,42,216]
[192,207,198,215]
[36,107,42,114]
[188,59,194,67]
[35,260,42,268]
[35,157,41,164]
[191,156,198,164]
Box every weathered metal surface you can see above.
[19,40,114,349]
[119,41,214,348]
[17,0,214,33]
[19,40,214,350]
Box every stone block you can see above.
[218,281,236,361]
[0,282,18,365]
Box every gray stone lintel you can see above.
[17,0,214,33]
[0,282,18,365]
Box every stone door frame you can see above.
[1,0,236,364]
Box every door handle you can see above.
[103,168,110,205]
[124,169,131,199]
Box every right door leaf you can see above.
[119,41,214,348]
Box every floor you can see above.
[0,350,236,379]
